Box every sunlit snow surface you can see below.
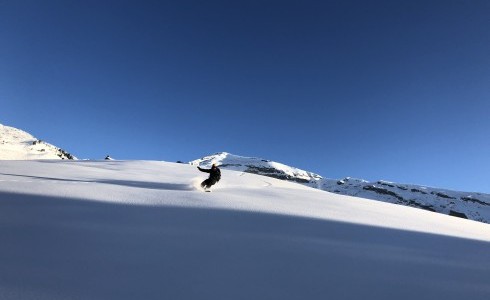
[0,160,489,300]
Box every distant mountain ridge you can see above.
[0,124,76,160]
[190,152,490,224]
[2,123,488,224]
[190,152,322,183]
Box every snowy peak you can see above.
[0,124,76,160]
[189,152,322,183]
[191,152,490,224]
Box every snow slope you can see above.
[191,152,490,223]
[0,160,489,300]
[0,124,76,160]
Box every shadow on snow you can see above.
[0,173,193,191]
[0,191,489,300]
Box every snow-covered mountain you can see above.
[1,160,489,299]
[190,152,322,183]
[190,152,490,223]
[318,177,490,223]
[0,124,76,160]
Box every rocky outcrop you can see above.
[363,185,404,201]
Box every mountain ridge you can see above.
[190,152,490,224]
[2,123,488,224]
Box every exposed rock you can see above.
[406,200,436,212]
[245,166,310,183]
[431,192,456,199]
[378,181,395,188]
[363,185,404,201]
[461,196,489,206]
[449,210,468,219]
[411,188,428,195]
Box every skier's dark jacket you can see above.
[198,166,221,183]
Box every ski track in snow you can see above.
[0,179,92,184]
[262,180,272,187]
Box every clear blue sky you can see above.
[1,0,489,192]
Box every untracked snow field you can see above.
[0,160,489,300]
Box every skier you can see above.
[197,163,221,191]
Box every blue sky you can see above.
[1,0,489,192]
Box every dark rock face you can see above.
[57,149,75,160]
[406,200,436,212]
[461,196,489,206]
[378,181,395,188]
[363,185,404,201]
[411,188,428,195]
[431,192,456,199]
[361,185,437,213]
[449,210,468,219]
